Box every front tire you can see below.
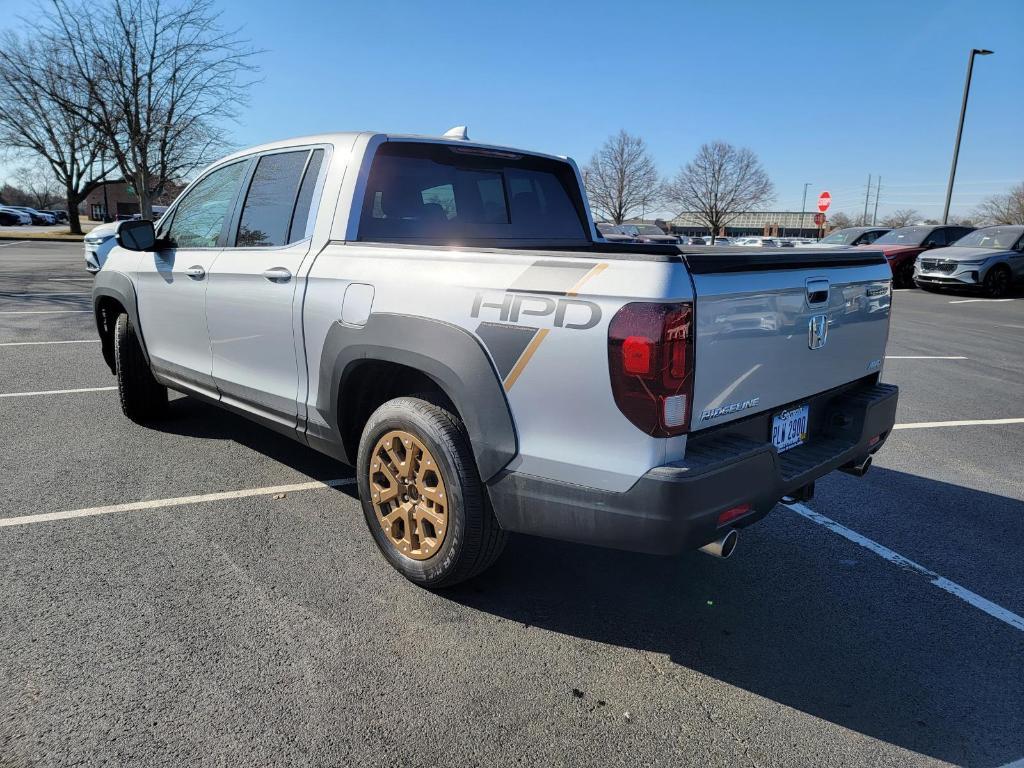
[982,265,1012,298]
[356,396,506,588]
[895,261,916,289]
[113,313,167,423]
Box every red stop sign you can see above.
[817,192,831,212]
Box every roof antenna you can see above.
[442,125,470,141]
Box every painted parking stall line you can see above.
[949,298,1014,304]
[885,355,967,360]
[0,339,100,347]
[0,478,357,528]
[0,386,116,399]
[785,502,1024,632]
[893,417,1024,430]
[0,240,28,248]
[0,310,91,315]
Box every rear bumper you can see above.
[488,381,898,555]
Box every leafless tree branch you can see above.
[662,141,774,242]
[583,130,660,225]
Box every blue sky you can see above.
[2,0,1022,219]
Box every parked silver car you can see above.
[914,225,1024,298]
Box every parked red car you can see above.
[860,224,975,288]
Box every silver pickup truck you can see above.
[93,129,898,587]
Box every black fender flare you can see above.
[317,313,518,482]
[92,271,147,373]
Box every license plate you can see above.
[772,404,809,453]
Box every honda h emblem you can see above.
[808,314,829,349]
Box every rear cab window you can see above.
[357,142,590,246]
[235,147,326,248]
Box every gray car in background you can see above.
[914,224,1024,297]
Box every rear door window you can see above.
[357,142,587,243]
[236,150,310,247]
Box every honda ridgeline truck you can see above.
[93,129,898,587]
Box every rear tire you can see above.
[982,265,1012,298]
[114,313,167,423]
[356,396,506,588]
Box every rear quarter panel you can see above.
[303,246,692,492]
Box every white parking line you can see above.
[0,386,116,398]
[785,502,1024,632]
[2,292,90,297]
[0,310,91,314]
[885,355,967,360]
[949,298,1014,304]
[893,417,1024,430]
[0,240,28,247]
[0,339,100,347]
[0,478,357,528]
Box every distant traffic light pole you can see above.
[800,183,810,236]
[943,48,993,224]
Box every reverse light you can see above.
[608,302,694,436]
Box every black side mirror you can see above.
[116,219,157,251]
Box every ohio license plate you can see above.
[772,405,809,453]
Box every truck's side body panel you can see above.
[302,244,689,491]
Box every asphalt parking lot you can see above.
[1,240,1022,768]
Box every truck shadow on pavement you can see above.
[443,468,1024,768]
[154,399,1023,766]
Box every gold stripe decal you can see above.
[501,261,608,391]
[566,262,608,296]
[503,329,549,391]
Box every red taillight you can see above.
[717,503,752,527]
[622,336,653,375]
[608,302,694,436]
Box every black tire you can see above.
[113,313,167,423]
[982,265,1012,298]
[895,261,916,289]
[356,396,506,588]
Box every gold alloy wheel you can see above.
[368,430,449,560]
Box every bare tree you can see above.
[975,183,1024,225]
[583,130,660,224]
[880,208,921,228]
[0,33,108,233]
[663,141,774,243]
[38,0,259,218]
[13,164,63,209]
[827,212,854,231]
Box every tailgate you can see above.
[683,249,892,431]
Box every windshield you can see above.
[820,229,860,245]
[951,226,1023,249]
[873,226,929,246]
[635,225,664,235]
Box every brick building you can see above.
[82,181,182,221]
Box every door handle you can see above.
[262,267,292,282]
[184,265,205,279]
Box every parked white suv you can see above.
[92,129,898,587]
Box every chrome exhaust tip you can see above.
[839,455,873,478]
[699,529,738,559]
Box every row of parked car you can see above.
[597,221,1022,298]
[0,205,69,226]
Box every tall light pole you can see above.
[943,48,993,223]
[800,182,811,237]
